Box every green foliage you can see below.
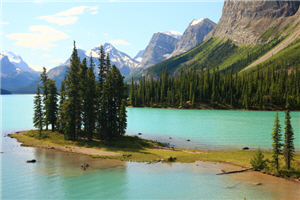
[129,65,300,110]
[33,86,44,138]
[283,109,295,170]
[271,112,283,171]
[250,148,267,171]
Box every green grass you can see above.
[10,130,300,179]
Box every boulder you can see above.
[26,159,36,163]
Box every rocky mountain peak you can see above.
[168,17,216,58]
[204,0,300,45]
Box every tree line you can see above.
[33,42,127,141]
[129,65,300,110]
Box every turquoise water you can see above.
[1,95,300,199]
[127,108,300,151]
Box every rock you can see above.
[242,147,249,150]
[138,133,142,135]
[122,154,132,158]
[169,137,172,139]
[26,159,36,163]
[168,156,177,162]
[187,139,190,142]
[252,182,262,186]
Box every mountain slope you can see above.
[1,54,40,92]
[137,31,181,69]
[144,0,300,78]
[1,51,34,71]
[169,18,216,58]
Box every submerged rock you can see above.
[26,159,36,163]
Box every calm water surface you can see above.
[1,95,300,199]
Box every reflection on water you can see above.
[33,148,125,177]
[2,136,300,199]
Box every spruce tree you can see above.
[82,54,97,141]
[33,86,44,138]
[271,112,283,171]
[64,41,81,140]
[44,80,58,132]
[40,67,49,130]
[283,108,295,170]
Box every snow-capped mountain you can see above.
[85,43,139,75]
[161,30,183,40]
[137,31,181,69]
[133,50,145,63]
[1,51,34,71]
[0,54,39,92]
[168,18,216,58]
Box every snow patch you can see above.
[2,51,21,63]
[135,57,142,62]
[161,30,182,40]
[163,54,170,58]
[190,18,207,26]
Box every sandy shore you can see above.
[12,131,122,157]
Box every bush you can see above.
[250,148,267,171]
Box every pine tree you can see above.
[271,112,283,171]
[44,80,58,132]
[82,54,97,141]
[64,41,81,140]
[33,86,44,138]
[57,79,67,133]
[250,148,267,171]
[283,108,295,170]
[40,67,49,130]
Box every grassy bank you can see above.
[10,130,300,179]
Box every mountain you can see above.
[1,51,34,71]
[144,0,300,78]
[18,43,139,93]
[168,18,216,58]
[137,31,182,69]
[85,43,139,76]
[0,54,40,92]
[134,50,145,62]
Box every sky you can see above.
[1,0,224,71]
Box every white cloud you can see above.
[28,63,45,72]
[37,5,99,25]
[91,11,98,15]
[109,39,131,45]
[1,21,9,25]
[6,25,69,50]
[49,59,63,63]
[38,15,78,26]
[40,54,50,58]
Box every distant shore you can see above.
[9,130,300,183]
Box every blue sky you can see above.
[1,0,224,71]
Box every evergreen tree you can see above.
[283,108,295,170]
[44,80,58,132]
[40,67,49,130]
[57,79,67,133]
[82,54,97,141]
[64,41,81,140]
[33,86,44,137]
[271,112,283,171]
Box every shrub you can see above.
[250,148,267,171]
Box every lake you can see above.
[1,95,300,199]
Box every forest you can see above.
[129,65,300,110]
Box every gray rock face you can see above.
[133,50,145,63]
[138,32,180,69]
[204,0,300,44]
[169,18,216,58]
